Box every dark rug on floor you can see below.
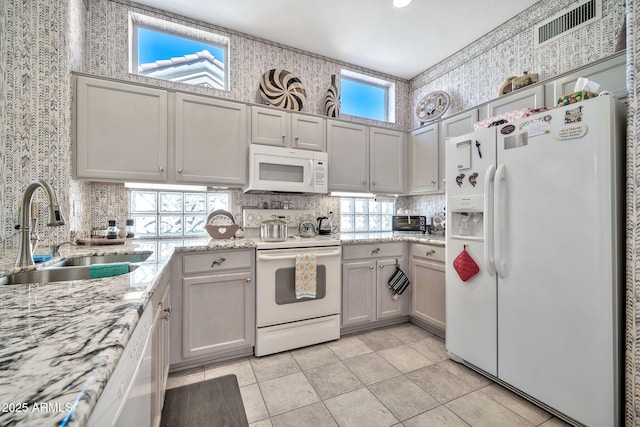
[160,374,249,427]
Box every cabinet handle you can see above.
[162,306,172,320]
[177,169,183,174]
[426,250,436,256]
[369,265,374,270]
[158,166,164,172]
[211,257,226,267]
[371,248,380,255]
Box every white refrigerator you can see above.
[445,95,625,427]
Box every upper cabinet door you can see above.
[486,85,544,117]
[251,106,289,147]
[408,124,439,194]
[369,128,404,194]
[291,114,326,151]
[175,93,247,186]
[327,120,369,192]
[75,76,168,182]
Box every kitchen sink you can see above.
[55,252,152,266]
[0,252,151,285]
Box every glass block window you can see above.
[130,190,229,237]
[339,197,394,233]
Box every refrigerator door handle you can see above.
[484,164,496,276]
[494,163,507,278]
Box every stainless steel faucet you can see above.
[15,179,66,267]
[50,241,77,257]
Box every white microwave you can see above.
[244,145,328,194]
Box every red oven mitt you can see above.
[453,245,479,282]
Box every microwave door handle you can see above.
[257,250,341,261]
[309,159,314,186]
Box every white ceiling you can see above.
[132,0,542,80]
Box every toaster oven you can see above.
[392,215,427,233]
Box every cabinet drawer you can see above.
[342,243,404,260]
[183,250,252,275]
[411,244,445,262]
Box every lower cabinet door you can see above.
[376,258,409,320]
[342,261,375,326]
[411,258,446,330]
[182,272,253,359]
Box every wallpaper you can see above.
[410,0,626,128]
[2,0,640,423]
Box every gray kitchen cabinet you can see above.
[545,50,627,104]
[151,276,171,427]
[408,123,439,194]
[75,75,168,182]
[370,128,405,194]
[175,93,247,185]
[170,249,255,368]
[327,120,369,192]
[410,243,445,336]
[486,84,545,118]
[327,120,404,193]
[342,243,408,328]
[251,106,325,151]
[438,109,478,192]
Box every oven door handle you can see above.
[257,250,341,261]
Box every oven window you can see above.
[259,162,304,183]
[275,266,326,304]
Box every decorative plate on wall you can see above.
[415,90,450,123]
[259,69,307,111]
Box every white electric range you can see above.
[242,209,341,356]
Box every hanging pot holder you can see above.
[388,260,410,300]
[453,245,480,282]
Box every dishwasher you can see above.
[87,305,153,426]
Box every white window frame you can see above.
[340,69,396,123]
[129,12,230,90]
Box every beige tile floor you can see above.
[166,323,572,427]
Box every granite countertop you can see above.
[338,232,446,247]
[0,237,255,427]
[0,232,439,426]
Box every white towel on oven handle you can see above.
[295,253,317,299]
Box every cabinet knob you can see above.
[246,277,251,283]
[372,181,377,186]
[295,136,299,141]
[163,305,172,314]
[211,257,226,267]
[431,180,437,185]
[369,265,374,270]
[441,178,446,183]
[379,264,384,269]
[282,134,286,141]
[362,181,367,186]
[158,166,164,172]
[162,306,172,320]
[177,169,183,174]
[426,250,436,256]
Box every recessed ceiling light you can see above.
[393,0,412,8]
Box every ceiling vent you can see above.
[534,0,602,47]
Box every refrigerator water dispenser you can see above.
[449,195,483,239]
